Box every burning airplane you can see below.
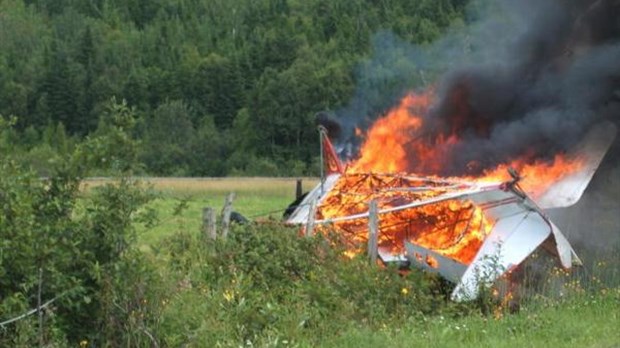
[285,0,620,301]
[286,111,615,301]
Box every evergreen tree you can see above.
[194,54,243,130]
[139,100,196,175]
[76,26,97,135]
[42,40,79,133]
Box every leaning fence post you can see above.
[221,192,236,239]
[202,207,217,240]
[368,199,379,264]
[305,197,318,237]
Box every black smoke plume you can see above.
[334,0,620,267]
[337,0,620,176]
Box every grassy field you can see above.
[82,177,620,347]
[317,291,620,348]
[83,177,319,247]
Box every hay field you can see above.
[82,177,319,196]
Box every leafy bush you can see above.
[152,223,444,346]
[0,109,158,346]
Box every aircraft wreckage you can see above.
[285,116,616,301]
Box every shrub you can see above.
[0,106,159,346]
[153,222,444,346]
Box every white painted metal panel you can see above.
[285,174,340,224]
[377,247,408,264]
[405,242,468,283]
[549,221,581,268]
[452,211,552,301]
[537,121,616,209]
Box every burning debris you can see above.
[287,0,619,301]
[287,121,615,301]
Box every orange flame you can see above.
[349,91,584,196]
[316,173,494,265]
[316,90,585,265]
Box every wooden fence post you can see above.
[38,267,43,347]
[305,197,318,237]
[221,192,236,239]
[295,178,303,199]
[368,200,379,264]
[202,207,217,240]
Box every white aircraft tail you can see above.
[536,121,617,209]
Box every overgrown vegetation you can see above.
[153,224,443,346]
[0,110,158,345]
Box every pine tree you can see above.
[42,40,79,134]
[194,54,243,130]
[76,26,97,135]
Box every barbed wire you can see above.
[0,296,59,328]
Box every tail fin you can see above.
[320,126,344,175]
[537,121,617,209]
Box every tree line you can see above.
[1,0,467,176]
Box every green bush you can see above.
[0,110,159,346]
[152,223,444,346]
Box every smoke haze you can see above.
[337,0,620,176]
[336,0,620,255]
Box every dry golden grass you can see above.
[82,177,320,197]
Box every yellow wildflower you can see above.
[223,289,235,302]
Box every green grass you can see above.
[88,177,319,248]
[314,291,620,348]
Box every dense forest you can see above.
[0,0,468,176]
